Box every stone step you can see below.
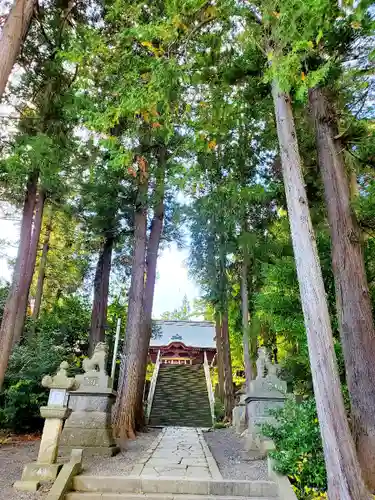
[149,416,211,420]
[66,493,278,500]
[155,385,208,390]
[150,365,212,427]
[151,407,209,410]
[72,476,278,497]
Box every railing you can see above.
[145,350,161,424]
[203,351,215,425]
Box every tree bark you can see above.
[113,173,148,440]
[31,204,53,323]
[272,82,370,499]
[89,235,114,356]
[309,86,375,490]
[135,145,166,428]
[221,311,234,421]
[241,252,252,390]
[215,311,224,401]
[13,189,45,343]
[0,171,38,389]
[0,0,35,100]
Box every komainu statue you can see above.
[82,342,107,374]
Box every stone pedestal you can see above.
[244,349,286,455]
[245,389,285,452]
[60,388,119,457]
[59,344,119,457]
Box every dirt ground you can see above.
[0,429,160,499]
[0,439,48,500]
[204,427,269,481]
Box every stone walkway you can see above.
[131,427,222,480]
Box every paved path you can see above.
[131,427,222,480]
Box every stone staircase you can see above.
[65,475,280,499]
[149,364,212,428]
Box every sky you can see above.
[0,217,201,319]
[152,243,201,318]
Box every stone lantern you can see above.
[14,361,79,492]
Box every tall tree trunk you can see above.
[113,173,148,440]
[31,204,53,324]
[221,311,234,421]
[309,86,375,491]
[272,82,370,499]
[0,171,37,389]
[89,235,114,356]
[241,252,252,390]
[0,0,35,100]
[135,145,166,428]
[215,311,224,401]
[13,189,45,344]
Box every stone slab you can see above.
[20,462,62,482]
[66,494,265,500]
[71,475,279,497]
[13,480,40,492]
[73,475,142,493]
[141,478,210,495]
[147,460,186,468]
[60,445,119,457]
[180,458,208,466]
[135,427,213,479]
[185,466,211,478]
[46,449,83,500]
[197,429,222,480]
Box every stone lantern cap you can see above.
[42,361,80,391]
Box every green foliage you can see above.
[31,295,91,353]
[1,333,68,431]
[214,398,225,422]
[0,296,91,432]
[263,398,327,499]
[31,209,91,310]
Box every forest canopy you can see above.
[0,1,374,498]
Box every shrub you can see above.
[1,331,70,432]
[0,295,91,432]
[262,397,327,499]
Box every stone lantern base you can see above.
[14,406,71,492]
[59,388,119,457]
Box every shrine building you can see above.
[148,320,216,365]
